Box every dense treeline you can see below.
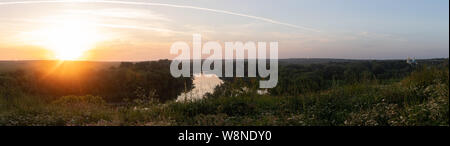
[0,58,448,126]
[1,59,448,126]
[272,60,414,95]
[0,60,193,102]
[209,59,449,98]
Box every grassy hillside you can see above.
[1,66,448,126]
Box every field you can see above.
[0,59,448,126]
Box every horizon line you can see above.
[1,57,448,63]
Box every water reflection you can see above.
[176,74,223,102]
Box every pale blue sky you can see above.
[0,0,448,60]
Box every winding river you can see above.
[176,74,223,102]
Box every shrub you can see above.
[52,95,106,107]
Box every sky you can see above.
[0,0,448,61]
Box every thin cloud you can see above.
[0,0,321,32]
[2,17,183,34]
[64,8,171,21]
[96,23,181,34]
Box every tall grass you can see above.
[1,67,448,126]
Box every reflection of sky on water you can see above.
[176,74,223,102]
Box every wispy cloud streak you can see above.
[0,0,321,32]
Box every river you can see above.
[176,74,223,102]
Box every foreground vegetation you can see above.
[0,63,449,126]
[1,59,448,126]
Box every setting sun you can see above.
[47,20,99,60]
[29,18,100,60]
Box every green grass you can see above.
[1,68,448,126]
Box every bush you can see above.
[52,95,106,107]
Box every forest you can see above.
[0,58,448,126]
[0,60,193,102]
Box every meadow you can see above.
[0,59,448,126]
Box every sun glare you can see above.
[31,18,100,60]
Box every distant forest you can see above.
[0,58,448,126]
[0,60,193,102]
[0,58,448,103]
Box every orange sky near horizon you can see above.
[0,0,448,61]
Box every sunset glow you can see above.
[0,0,448,61]
[32,19,100,60]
